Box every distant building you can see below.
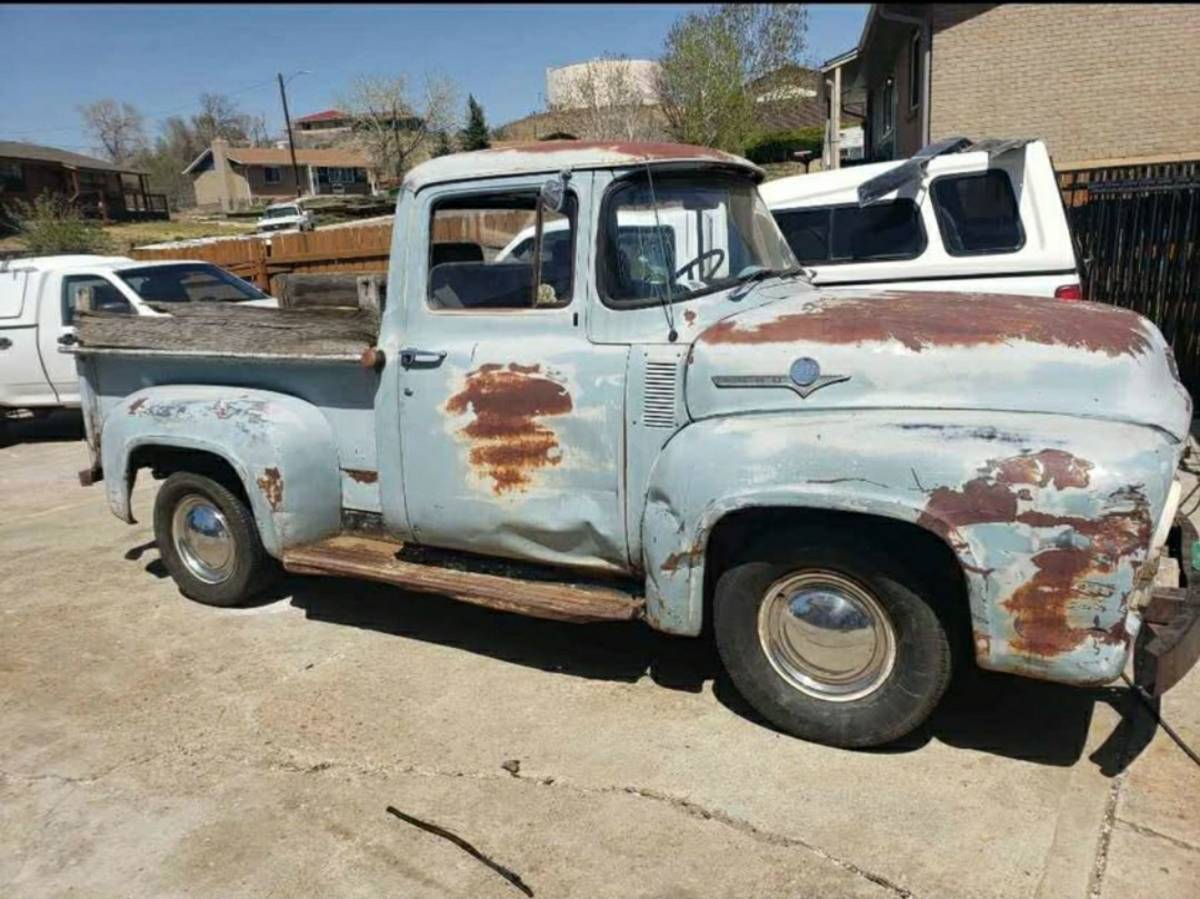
[183,138,377,211]
[284,108,424,150]
[0,140,168,221]
[823,3,1200,166]
[545,59,661,109]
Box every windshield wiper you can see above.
[736,265,808,284]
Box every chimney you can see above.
[210,138,235,213]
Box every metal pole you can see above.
[830,66,842,171]
[278,72,302,198]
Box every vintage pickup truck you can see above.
[72,141,1199,748]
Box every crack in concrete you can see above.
[1114,818,1200,856]
[255,753,914,897]
[1087,770,1126,899]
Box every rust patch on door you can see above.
[682,309,697,326]
[699,292,1152,357]
[660,544,705,573]
[343,468,379,484]
[917,449,1151,657]
[128,397,148,414]
[445,363,573,494]
[257,467,284,511]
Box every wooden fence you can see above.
[129,210,535,295]
[131,224,393,297]
[1058,158,1200,397]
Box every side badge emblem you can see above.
[712,356,850,399]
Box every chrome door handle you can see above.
[399,348,446,368]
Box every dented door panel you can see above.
[395,172,630,573]
[642,408,1181,685]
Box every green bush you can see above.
[744,127,824,165]
[8,193,112,254]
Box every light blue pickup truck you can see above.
[74,141,1199,748]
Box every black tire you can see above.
[153,471,275,607]
[713,529,954,748]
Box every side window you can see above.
[831,202,925,262]
[428,190,575,310]
[61,275,133,325]
[932,170,1024,255]
[263,166,282,184]
[773,201,924,265]
[774,208,831,264]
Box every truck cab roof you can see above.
[403,140,763,192]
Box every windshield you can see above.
[601,173,798,307]
[263,206,299,219]
[116,263,268,303]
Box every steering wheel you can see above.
[673,248,726,282]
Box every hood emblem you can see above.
[712,357,851,399]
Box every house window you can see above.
[931,170,1025,256]
[0,161,25,192]
[427,190,576,310]
[909,32,922,111]
[773,200,926,265]
[263,166,282,184]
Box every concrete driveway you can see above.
[2,413,1198,899]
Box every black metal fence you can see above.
[1058,160,1200,397]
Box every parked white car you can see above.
[0,255,276,415]
[760,138,1082,299]
[256,201,315,235]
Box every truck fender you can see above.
[100,386,342,557]
[640,411,1178,687]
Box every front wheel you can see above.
[153,471,275,607]
[714,531,953,748]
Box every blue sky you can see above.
[1,3,868,156]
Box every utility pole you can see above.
[278,72,302,198]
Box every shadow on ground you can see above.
[0,409,85,447]
[138,562,1154,773]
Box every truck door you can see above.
[40,274,134,405]
[395,174,631,574]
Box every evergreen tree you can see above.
[460,95,490,151]
[431,130,454,157]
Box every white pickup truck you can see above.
[761,138,1083,299]
[1,254,276,419]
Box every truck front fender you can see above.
[101,386,342,557]
[641,410,1179,686]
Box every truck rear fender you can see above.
[641,412,1179,686]
[100,386,342,557]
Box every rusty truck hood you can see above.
[685,289,1193,440]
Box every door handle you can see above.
[58,333,79,347]
[399,348,446,368]
[0,337,11,350]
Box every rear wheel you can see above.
[713,529,954,748]
[153,471,275,607]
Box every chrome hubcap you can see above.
[757,570,896,702]
[172,495,236,584]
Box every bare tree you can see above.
[656,3,808,153]
[78,99,147,164]
[193,93,261,146]
[340,74,460,181]
[545,55,665,141]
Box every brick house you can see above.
[0,141,168,221]
[184,139,378,211]
[823,3,1200,167]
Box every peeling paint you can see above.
[917,448,1151,659]
[257,466,284,511]
[445,363,573,495]
[660,545,704,573]
[343,468,379,484]
[699,291,1153,357]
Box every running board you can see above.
[282,535,644,623]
